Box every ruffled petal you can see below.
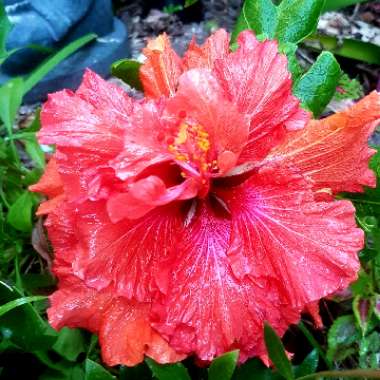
[213,31,309,162]
[100,298,184,367]
[48,280,112,332]
[29,156,65,215]
[72,201,182,302]
[36,194,65,216]
[140,34,183,98]
[111,100,176,182]
[44,196,183,366]
[269,91,380,194]
[53,147,122,203]
[39,70,131,155]
[107,176,198,222]
[38,70,132,202]
[151,202,299,361]
[217,164,362,309]
[183,29,230,70]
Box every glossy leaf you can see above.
[333,73,363,102]
[231,0,277,42]
[293,51,341,116]
[145,358,191,380]
[119,363,152,380]
[208,350,239,380]
[264,323,294,380]
[111,59,143,91]
[293,349,319,378]
[353,296,373,335]
[359,331,380,369]
[53,328,86,362]
[85,359,115,380]
[7,191,35,232]
[0,281,56,351]
[233,359,277,380]
[279,42,303,81]
[326,315,360,363]
[40,365,85,380]
[275,0,325,43]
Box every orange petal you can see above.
[269,91,380,194]
[183,29,230,70]
[36,194,65,216]
[100,299,184,367]
[29,156,63,198]
[140,34,183,98]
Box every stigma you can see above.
[168,122,218,179]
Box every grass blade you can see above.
[0,295,47,318]
[23,33,97,94]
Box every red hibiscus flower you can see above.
[30,29,380,366]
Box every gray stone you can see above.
[0,18,129,103]
[0,0,130,103]
[3,0,94,73]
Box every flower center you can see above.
[167,122,219,197]
[168,123,219,174]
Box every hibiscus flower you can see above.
[30,29,380,366]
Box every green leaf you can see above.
[293,51,341,116]
[326,315,360,363]
[353,296,372,335]
[333,73,363,102]
[7,191,35,232]
[0,281,56,351]
[0,78,24,166]
[23,33,97,94]
[0,294,46,317]
[209,350,239,380]
[233,359,277,380]
[275,0,325,43]
[264,323,294,380]
[306,35,380,65]
[184,0,198,7]
[0,0,11,60]
[359,331,380,369]
[119,363,152,380]
[279,42,303,81]
[111,59,143,91]
[85,359,115,380]
[231,0,277,43]
[23,135,45,169]
[0,78,24,131]
[145,358,191,380]
[53,328,86,362]
[293,350,319,378]
[323,0,369,12]
[20,110,45,169]
[40,365,85,380]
